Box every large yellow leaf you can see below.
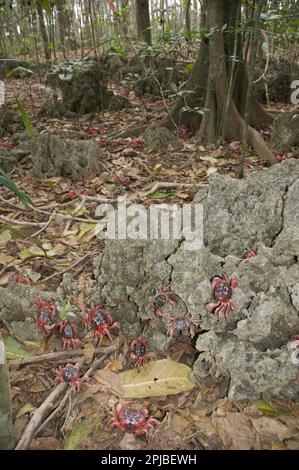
[120,359,195,398]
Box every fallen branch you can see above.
[42,250,98,282]
[15,345,117,450]
[140,181,205,197]
[0,215,43,227]
[15,381,68,450]
[9,343,118,369]
[33,350,116,438]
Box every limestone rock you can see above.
[270,109,299,153]
[143,125,183,152]
[31,133,101,179]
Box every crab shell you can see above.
[55,364,88,392]
[108,403,158,436]
[166,312,198,338]
[59,320,81,349]
[83,305,120,346]
[149,284,176,317]
[206,274,238,321]
[129,338,148,367]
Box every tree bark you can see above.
[135,0,152,45]
[36,2,51,61]
[0,337,15,450]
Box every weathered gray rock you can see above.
[1,160,298,400]
[0,148,17,172]
[200,159,299,257]
[270,109,299,153]
[143,125,183,152]
[93,159,299,399]
[31,133,102,179]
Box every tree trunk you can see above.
[121,0,275,165]
[57,0,75,55]
[135,0,152,45]
[36,2,51,61]
[198,0,275,164]
[0,338,15,450]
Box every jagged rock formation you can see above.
[1,160,298,400]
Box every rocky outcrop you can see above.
[1,160,298,400]
[31,133,102,179]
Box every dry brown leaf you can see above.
[212,413,256,450]
[251,416,296,440]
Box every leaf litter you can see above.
[1,74,298,451]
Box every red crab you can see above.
[58,320,81,349]
[242,248,257,262]
[8,273,30,285]
[83,303,120,346]
[0,322,8,335]
[108,403,159,436]
[115,175,130,186]
[165,312,200,338]
[35,296,56,336]
[129,335,148,368]
[55,364,88,392]
[205,274,238,321]
[149,284,176,316]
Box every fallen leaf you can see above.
[256,400,278,417]
[17,403,37,418]
[120,359,195,398]
[0,229,12,246]
[3,336,28,359]
[64,411,103,450]
[149,191,174,200]
[206,167,218,176]
[251,416,295,440]
[0,253,13,265]
[200,156,218,164]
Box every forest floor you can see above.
[1,74,298,450]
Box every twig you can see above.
[0,214,43,227]
[15,346,116,449]
[15,381,68,450]
[32,212,56,238]
[140,181,204,197]
[34,349,116,437]
[9,344,118,368]
[42,250,98,282]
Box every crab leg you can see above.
[206,301,221,312]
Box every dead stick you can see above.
[42,250,98,282]
[140,181,204,197]
[9,344,117,368]
[15,381,68,450]
[15,345,117,450]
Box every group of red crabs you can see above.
[32,249,256,436]
[2,247,297,437]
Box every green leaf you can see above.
[256,400,279,417]
[17,403,37,418]
[4,336,28,359]
[64,411,104,450]
[149,191,174,200]
[16,100,34,140]
[59,302,72,320]
[0,229,12,246]
[39,0,52,16]
[0,168,34,207]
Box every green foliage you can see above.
[0,168,34,207]
[48,58,93,82]
[16,100,34,139]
